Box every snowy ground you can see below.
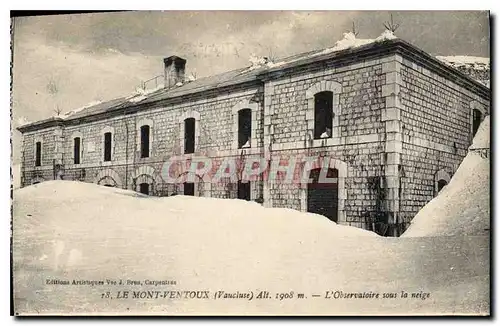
[13,177,489,315]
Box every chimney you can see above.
[164,56,186,89]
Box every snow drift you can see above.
[403,116,490,237]
[13,180,489,315]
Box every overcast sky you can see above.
[11,10,489,163]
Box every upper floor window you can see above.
[140,125,150,158]
[184,118,195,154]
[238,109,252,148]
[73,137,81,164]
[35,141,41,167]
[314,91,333,139]
[104,132,112,162]
[472,108,483,138]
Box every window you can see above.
[307,167,339,222]
[184,118,195,154]
[472,108,482,137]
[139,183,150,195]
[104,132,112,162]
[437,179,447,193]
[314,91,333,139]
[35,141,41,167]
[73,137,81,164]
[238,109,252,148]
[184,182,195,196]
[237,181,251,201]
[140,125,150,158]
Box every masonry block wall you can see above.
[263,56,391,229]
[395,54,490,225]
[24,87,265,200]
[21,128,58,186]
[19,40,490,235]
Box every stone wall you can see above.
[21,128,58,186]
[396,55,490,225]
[263,56,392,230]
[19,46,490,235]
[23,87,265,200]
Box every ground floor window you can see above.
[307,167,339,222]
[237,181,251,201]
[139,183,150,195]
[184,182,195,196]
[437,179,447,193]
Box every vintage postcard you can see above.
[11,10,490,316]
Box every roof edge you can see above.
[18,38,490,133]
[16,117,64,133]
[259,38,490,98]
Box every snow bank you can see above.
[14,180,376,240]
[13,180,489,315]
[403,116,490,237]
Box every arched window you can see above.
[139,183,150,195]
[103,132,112,162]
[472,108,483,137]
[307,167,338,222]
[184,118,196,154]
[314,91,333,139]
[434,168,451,196]
[237,180,251,201]
[184,182,195,196]
[437,179,447,193]
[238,109,252,148]
[35,141,42,167]
[73,137,81,164]
[140,125,150,158]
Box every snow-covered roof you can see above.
[436,55,490,71]
[58,100,102,119]
[18,30,490,131]
[267,30,397,69]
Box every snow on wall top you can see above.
[57,100,103,119]
[436,55,490,70]
[266,30,397,69]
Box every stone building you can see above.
[17,36,490,236]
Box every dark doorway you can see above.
[314,91,333,139]
[437,179,447,193]
[237,180,251,201]
[184,118,195,154]
[139,183,150,195]
[140,125,150,158]
[472,109,482,137]
[307,168,339,222]
[184,182,195,196]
